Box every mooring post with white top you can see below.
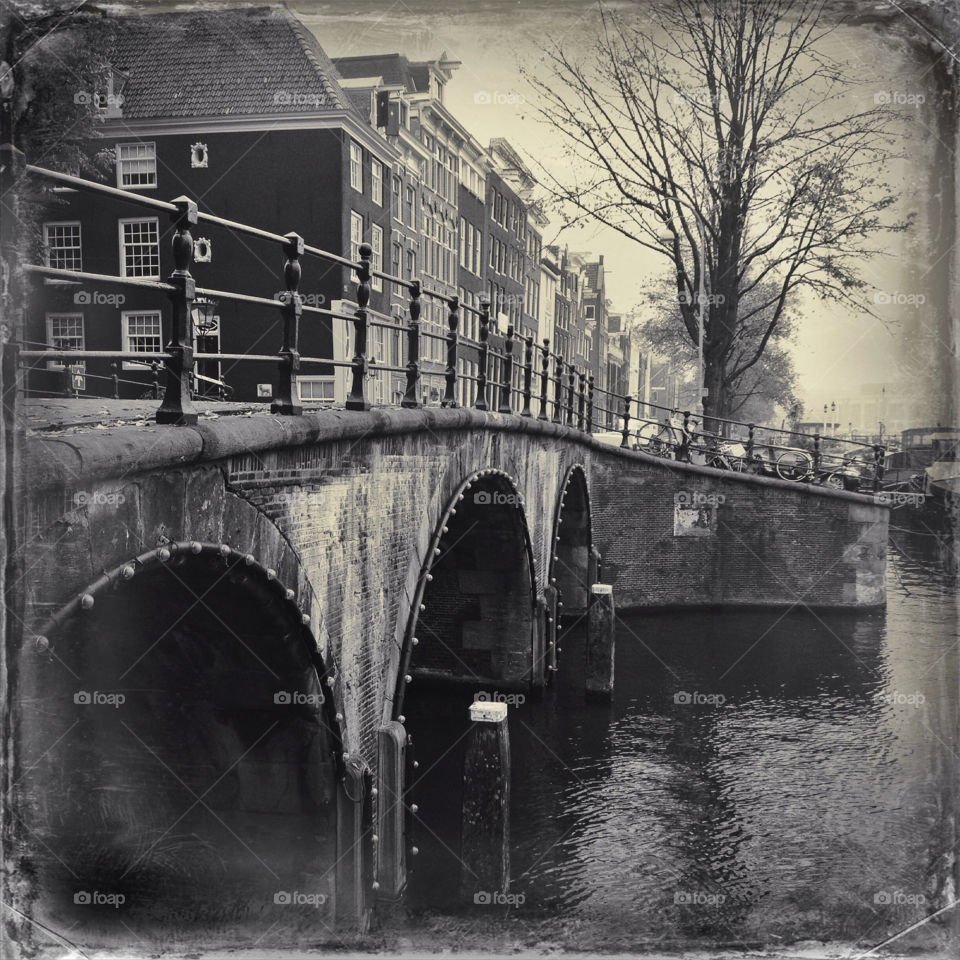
[460,700,510,901]
[586,583,615,701]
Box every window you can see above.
[584,304,596,319]
[405,185,415,227]
[406,248,416,281]
[43,222,82,271]
[298,377,335,402]
[392,175,402,220]
[460,217,467,269]
[349,211,363,265]
[45,313,84,371]
[116,142,157,189]
[392,241,403,297]
[119,217,160,278]
[371,224,383,291]
[371,159,383,206]
[121,310,162,369]
[350,141,363,192]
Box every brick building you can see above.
[28,7,400,406]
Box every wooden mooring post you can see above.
[460,700,510,902]
[586,583,615,701]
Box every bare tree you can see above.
[529,0,907,428]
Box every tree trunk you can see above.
[702,354,728,436]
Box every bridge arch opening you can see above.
[397,469,538,699]
[391,469,537,910]
[551,464,593,618]
[27,543,341,937]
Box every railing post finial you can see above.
[621,395,632,448]
[441,295,459,408]
[401,279,422,408]
[498,324,514,414]
[156,196,199,425]
[272,231,304,416]
[475,296,491,412]
[538,338,550,421]
[346,241,372,411]
[521,336,534,418]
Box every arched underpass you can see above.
[393,471,538,910]
[551,466,592,615]
[24,544,340,943]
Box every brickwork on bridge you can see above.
[23,405,888,765]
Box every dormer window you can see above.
[95,67,126,119]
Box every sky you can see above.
[128,0,954,418]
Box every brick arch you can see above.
[391,467,539,718]
[25,540,342,930]
[549,463,593,616]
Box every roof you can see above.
[333,53,428,94]
[581,261,601,292]
[489,137,537,186]
[88,6,353,120]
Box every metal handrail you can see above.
[21,162,886,489]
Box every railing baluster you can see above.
[680,410,691,462]
[577,372,586,430]
[747,423,755,463]
[552,352,563,424]
[521,336,533,418]
[538,339,550,421]
[157,196,198,425]
[346,242,372,411]
[475,296,490,411]
[441,295,459,408]
[402,280,421,408]
[151,361,161,399]
[272,231,304,416]
[812,432,821,475]
[587,376,594,432]
[498,324,514,414]
[111,362,119,399]
[566,364,575,425]
[621,395,632,448]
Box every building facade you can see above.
[28,7,631,415]
[30,7,398,407]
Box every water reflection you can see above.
[406,543,957,949]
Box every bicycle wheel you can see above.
[824,471,846,490]
[636,421,681,458]
[775,450,812,482]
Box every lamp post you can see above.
[831,401,836,437]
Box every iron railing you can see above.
[19,162,885,491]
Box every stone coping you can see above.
[22,400,885,507]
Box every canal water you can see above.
[403,528,958,951]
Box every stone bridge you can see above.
[11,403,888,943]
